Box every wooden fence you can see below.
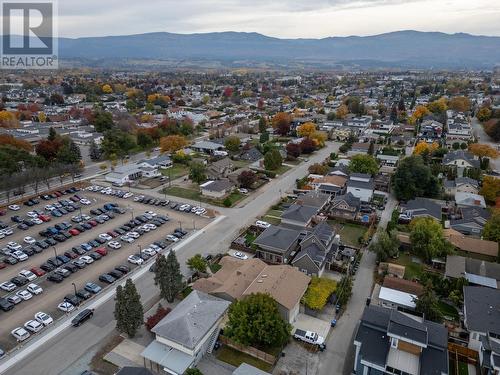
[219,336,278,365]
[448,342,479,365]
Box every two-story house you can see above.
[328,192,361,221]
[253,225,301,264]
[346,173,374,203]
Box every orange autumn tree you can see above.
[413,141,439,155]
[297,122,316,137]
[0,134,32,151]
[411,105,430,123]
[448,96,471,113]
[480,176,500,204]
[468,143,499,159]
[310,131,327,148]
[336,104,349,119]
[160,135,188,153]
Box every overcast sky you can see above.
[57,0,500,38]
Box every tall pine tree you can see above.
[114,279,144,337]
[154,252,183,303]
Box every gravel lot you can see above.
[0,189,211,351]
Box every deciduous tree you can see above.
[448,96,471,112]
[393,156,439,200]
[370,230,400,262]
[272,112,291,136]
[286,143,301,158]
[308,163,328,175]
[299,138,315,154]
[483,209,500,243]
[237,170,257,188]
[477,107,492,122]
[348,154,379,176]
[468,143,499,159]
[160,135,188,153]
[480,176,500,204]
[264,149,282,171]
[414,282,442,323]
[189,161,207,184]
[409,217,452,263]
[186,254,207,273]
[297,122,316,137]
[224,136,241,152]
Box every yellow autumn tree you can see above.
[297,122,317,137]
[310,131,327,148]
[480,176,500,204]
[147,94,159,103]
[160,135,188,153]
[0,111,19,128]
[427,97,448,113]
[468,143,499,159]
[336,104,349,119]
[411,105,430,122]
[38,111,47,123]
[413,141,439,155]
[102,84,113,94]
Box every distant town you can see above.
[0,68,499,375]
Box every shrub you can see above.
[302,277,337,310]
[145,305,171,331]
[223,197,232,207]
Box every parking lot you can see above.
[0,186,212,352]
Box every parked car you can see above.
[71,308,94,327]
[11,327,30,341]
[24,319,43,333]
[35,311,53,326]
[57,301,75,312]
[84,282,102,294]
[27,283,43,295]
[98,274,116,284]
[127,255,144,265]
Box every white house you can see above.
[346,173,374,203]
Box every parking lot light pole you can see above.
[137,244,143,263]
[71,282,77,295]
[178,221,182,231]
[53,246,58,258]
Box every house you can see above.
[442,150,480,169]
[354,305,448,375]
[445,255,500,289]
[105,164,143,186]
[141,291,230,375]
[309,175,347,196]
[328,164,349,177]
[443,229,498,258]
[348,142,373,156]
[455,192,486,208]
[200,179,234,199]
[280,204,319,228]
[328,192,361,221]
[191,141,225,154]
[139,155,173,169]
[377,154,400,167]
[239,147,263,162]
[374,173,391,193]
[295,191,331,210]
[378,276,423,310]
[192,257,310,323]
[450,207,491,236]
[444,177,479,196]
[291,222,339,276]
[253,225,301,264]
[400,198,442,221]
[346,173,374,203]
[463,286,500,353]
[477,331,500,375]
[206,157,234,180]
[346,115,372,128]
[420,119,443,139]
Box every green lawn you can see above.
[274,165,292,175]
[233,160,252,168]
[245,232,257,245]
[337,223,367,247]
[438,301,459,321]
[224,192,244,206]
[393,254,424,281]
[266,209,284,217]
[209,263,222,273]
[163,186,201,201]
[216,346,273,372]
[262,215,281,225]
[160,164,189,180]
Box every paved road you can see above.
[1,142,341,375]
[318,195,398,375]
[471,117,500,172]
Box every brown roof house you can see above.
[377,276,423,310]
[193,257,310,323]
[443,229,498,259]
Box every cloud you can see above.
[56,0,500,38]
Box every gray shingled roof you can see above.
[253,225,300,253]
[281,204,318,223]
[151,290,230,349]
[463,286,500,334]
[402,197,442,220]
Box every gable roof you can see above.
[200,179,234,192]
[463,286,500,334]
[331,192,361,208]
[151,290,230,349]
[281,204,318,223]
[253,225,300,253]
[443,229,498,257]
[383,276,424,296]
[442,150,480,168]
[402,197,442,220]
[445,255,500,288]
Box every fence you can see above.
[218,336,278,365]
[448,342,479,365]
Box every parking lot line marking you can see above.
[0,215,226,374]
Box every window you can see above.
[391,337,398,348]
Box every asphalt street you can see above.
[0,142,341,375]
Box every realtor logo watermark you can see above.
[1,1,58,69]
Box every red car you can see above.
[30,267,46,277]
[69,228,80,236]
[0,209,6,216]
[38,214,51,222]
[54,191,62,197]
[0,262,6,269]
[87,220,98,227]
[107,231,119,238]
[64,251,78,259]
[95,247,108,256]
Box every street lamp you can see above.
[137,244,143,262]
[53,246,58,258]
[71,282,77,295]
[178,221,182,231]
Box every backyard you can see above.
[392,253,424,281]
[160,163,189,180]
[329,221,368,247]
[216,346,273,372]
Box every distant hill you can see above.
[56,30,500,68]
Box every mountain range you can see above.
[56,30,500,69]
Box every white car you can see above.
[127,255,144,265]
[80,199,91,205]
[23,236,36,245]
[233,251,249,260]
[27,283,43,295]
[44,205,55,211]
[1,228,13,236]
[79,255,94,264]
[144,224,157,230]
[123,192,133,199]
[166,235,179,242]
[0,281,16,292]
[255,220,271,229]
[108,241,122,249]
[7,241,22,251]
[149,244,161,253]
[0,232,4,239]
[16,290,33,301]
[140,225,151,233]
[195,208,206,215]
[99,233,113,241]
[120,235,134,243]
[27,211,38,218]
[145,210,157,217]
[19,270,37,281]
[8,204,20,211]
[32,218,43,225]
[24,320,43,333]
[127,231,140,239]
[238,188,249,194]
[12,251,28,261]
[35,311,53,326]
[11,327,30,341]
[58,301,75,313]
[142,248,157,257]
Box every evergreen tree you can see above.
[48,127,57,141]
[154,252,183,303]
[258,116,267,133]
[414,282,442,323]
[259,131,269,143]
[114,279,144,337]
[89,139,102,161]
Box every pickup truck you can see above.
[293,329,326,350]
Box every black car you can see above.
[48,273,64,283]
[120,225,131,231]
[11,215,23,223]
[88,240,100,247]
[64,294,82,306]
[55,268,71,278]
[64,263,79,273]
[45,238,57,246]
[115,265,130,274]
[88,252,102,261]
[30,245,43,254]
[108,270,123,279]
[11,276,28,286]
[54,234,66,242]
[114,228,125,235]
[36,240,50,249]
[90,209,100,216]
[59,208,68,215]
[81,223,92,230]
[0,298,14,312]
[47,257,63,267]
[40,262,55,272]
[94,237,106,244]
[71,308,94,327]
[76,289,91,300]
[74,225,86,232]
[66,205,75,212]
[113,207,126,214]
[106,212,115,219]
[72,247,86,255]
[136,216,147,223]
[57,255,71,264]
[99,274,116,284]
[175,228,188,236]
[22,247,35,256]
[60,231,72,239]
[94,217,105,224]
[172,232,183,239]
[17,223,29,230]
